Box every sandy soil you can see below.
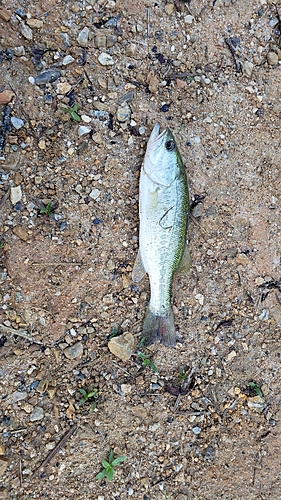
[1,0,281,499]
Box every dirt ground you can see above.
[1,0,281,499]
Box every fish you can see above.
[132,123,190,346]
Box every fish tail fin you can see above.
[142,305,176,347]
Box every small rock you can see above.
[35,69,61,86]
[235,254,249,266]
[56,81,71,94]
[241,60,254,77]
[13,226,29,241]
[19,22,33,40]
[26,18,43,28]
[11,117,24,130]
[0,90,14,105]
[78,126,91,137]
[184,14,194,23]
[89,188,101,200]
[108,332,135,361]
[148,75,159,93]
[0,445,5,455]
[165,3,174,14]
[0,9,12,21]
[30,406,44,422]
[81,115,91,123]
[121,384,132,394]
[149,422,160,432]
[77,27,90,47]
[191,203,203,217]
[247,396,266,413]
[192,426,201,435]
[106,259,115,270]
[94,34,107,48]
[267,51,278,66]
[11,390,27,403]
[106,34,117,48]
[10,186,22,205]
[92,132,103,144]
[62,55,75,66]
[98,52,114,66]
[0,457,9,476]
[64,341,83,359]
[225,350,237,362]
[116,103,131,123]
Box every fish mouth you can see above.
[149,122,167,143]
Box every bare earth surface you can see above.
[1,0,281,499]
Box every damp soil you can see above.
[1,1,281,499]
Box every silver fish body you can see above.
[132,123,189,346]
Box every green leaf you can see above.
[109,449,114,463]
[249,382,263,397]
[112,455,126,467]
[70,112,81,122]
[72,103,79,112]
[106,467,114,481]
[96,470,106,480]
[101,460,111,469]
[149,361,158,373]
[79,388,87,396]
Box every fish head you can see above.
[143,123,183,186]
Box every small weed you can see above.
[0,242,4,249]
[137,351,158,373]
[60,103,81,122]
[39,201,53,216]
[109,326,119,340]
[249,382,263,397]
[178,369,188,381]
[96,449,126,481]
[79,384,98,411]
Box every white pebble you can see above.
[98,52,114,66]
[89,188,101,200]
[10,186,22,204]
[78,126,91,137]
[81,114,91,123]
[11,117,24,129]
[62,55,75,65]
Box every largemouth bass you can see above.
[132,123,190,346]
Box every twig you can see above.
[0,324,43,345]
[168,72,196,80]
[19,458,23,488]
[225,38,241,73]
[173,394,181,412]
[147,7,150,38]
[39,1,63,17]
[0,105,11,150]
[30,262,82,267]
[34,424,78,475]
[0,190,9,209]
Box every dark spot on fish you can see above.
[165,140,175,151]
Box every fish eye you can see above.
[165,140,175,151]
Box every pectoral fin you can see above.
[132,249,146,282]
[176,244,192,274]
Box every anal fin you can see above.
[132,249,146,282]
